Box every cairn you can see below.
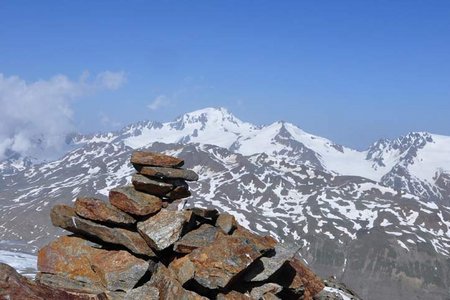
[4,151,326,300]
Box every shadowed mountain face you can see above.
[1,107,450,300]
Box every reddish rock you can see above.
[215,213,238,234]
[109,186,162,216]
[232,225,277,253]
[50,205,155,257]
[148,263,206,300]
[170,235,266,290]
[174,224,222,254]
[137,209,193,251]
[131,151,184,168]
[137,166,199,181]
[0,263,106,300]
[75,197,136,225]
[123,283,160,300]
[271,258,324,300]
[37,236,149,292]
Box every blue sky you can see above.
[1,0,449,151]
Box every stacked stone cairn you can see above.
[8,151,326,300]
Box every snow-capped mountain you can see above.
[1,107,449,300]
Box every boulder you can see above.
[216,291,252,300]
[0,263,106,300]
[174,224,222,254]
[270,258,324,300]
[244,243,298,282]
[109,186,162,216]
[50,205,155,257]
[131,151,184,168]
[37,236,149,292]
[137,209,193,251]
[132,174,191,200]
[232,225,277,253]
[75,197,136,226]
[215,213,238,234]
[170,235,268,290]
[148,263,206,300]
[189,207,219,220]
[165,184,191,200]
[136,166,199,181]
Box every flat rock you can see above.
[75,197,136,225]
[174,224,222,254]
[170,235,265,290]
[250,283,283,299]
[0,263,106,300]
[232,225,277,253]
[137,166,199,181]
[132,174,175,195]
[109,186,162,216]
[51,205,156,257]
[124,283,160,300]
[148,263,206,300]
[137,209,192,251]
[244,243,298,282]
[131,151,184,168]
[215,213,238,234]
[37,236,149,292]
[165,183,191,200]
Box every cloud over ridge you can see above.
[0,71,126,161]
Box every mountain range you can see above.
[1,107,449,300]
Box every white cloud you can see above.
[0,71,126,161]
[147,95,170,111]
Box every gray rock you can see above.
[174,224,222,254]
[132,174,174,195]
[50,205,156,257]
[137,209,193,251]
[137,166,199,181]
[215,213,237,234]
[124,284,159,300]
[250,283,282,299]
[244,243,298,282]
[109,186,162,216]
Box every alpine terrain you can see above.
[1,107,449,300]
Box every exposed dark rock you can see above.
[189,207,219,220]
[137,209,193,251]
[0,263,107,300]
[131,151,184,168]
[148,263,206,300]
[109,186,162,216]
[232,225,277,253]
[50,205,155,257]
[132,173,174,195]
[75,197,136,226]
[174,224,222,254]
[137,165,199,181]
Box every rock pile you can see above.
[1,151,328,300]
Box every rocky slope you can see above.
[1,107,450,299]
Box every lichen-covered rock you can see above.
[75,197,136,226]
[37,236,149,292]
[109,186,162,216]
[123,283,160,300]
[50,205,155,257]
[174,224,222,254]
[131,151,184,168]
[136,166,199,181]
[137,209,193,251]
[216,291,252,300]
[170,235,270,290]
[148,263,206,300]
[0,263,106,300]
[244,243,298,282]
